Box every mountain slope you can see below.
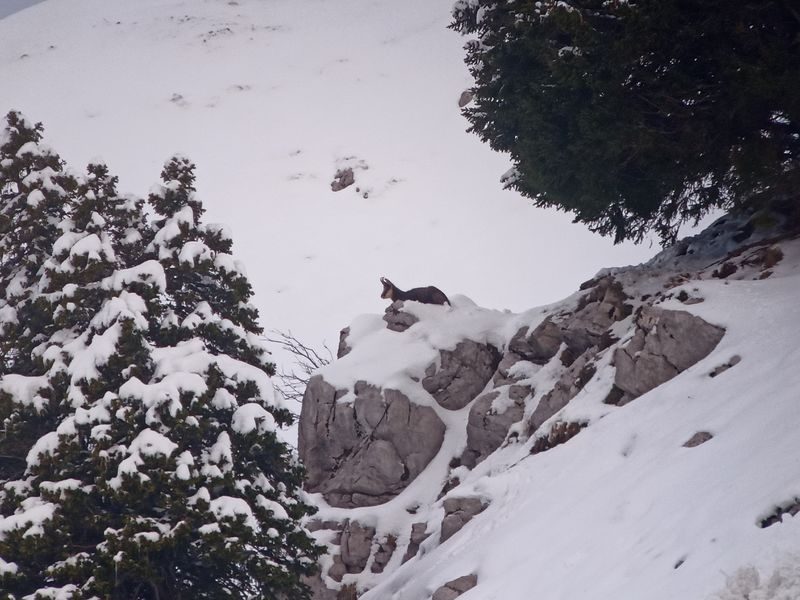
[299,215,800,600]
[0,0,658,361]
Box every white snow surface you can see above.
[305,232,800,600]
[1,2,796,598]
[0,0,673,387]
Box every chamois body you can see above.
[380,277,450,306]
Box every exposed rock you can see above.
[602,385,626,406]
[299,377,446,507]
[422,340,502,410]
[760,246,784,270]
[509,277,629,369]
[613,307,725,404]
[462,390,526,468]
[306,519,343,533]
[371,535,397,574]
[683,431,713,448]
[337,326,351,358]
[440,497,488,543]
[383,300,419,332]
[561,276,630,354]
[432,574,478,600]
[509,383,532,401]
[530,421,587,456]
[508,318,562,365]
[528,349,596,435]
[328,554,347,583]
[760,498,800,528]
[712,261,738,279]
[709,355,741,377]
[337,584,358,600]
[331,167,355,191]
[457,90,474,108]
[340,520,376,574]
[402,522,431,563]
[301,573,339,600]
[492,351,527,386]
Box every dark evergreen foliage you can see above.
[451,0,800,242]
[0,111,75,375]
[0,114,321,599]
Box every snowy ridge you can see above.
[302,218,800,600]
[0,0,663,368]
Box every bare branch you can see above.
[266,330,333,403]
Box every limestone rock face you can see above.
[371,535,397,574]
[509,277,630,368]
[613,307,724,404]
[339,520,376,574]
[401,522,432,563]
[422,340,502,410]
[299,376,446,508]
[440,497,488,543]
[528,348,596,435]
[337,326,351,358]
[492,351,527,386]
[383,300,419,332]
[432,574,478,600]
[331,167,355,191]
[508,318,562,365]
[461,390,526,468]
[562,276,631,353]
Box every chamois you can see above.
[380,277,450,306]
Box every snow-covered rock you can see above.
[299,377,446,508]
[299,214,800,600]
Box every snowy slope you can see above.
[303,219,800,600]
[0,0,660,369]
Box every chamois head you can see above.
[380,276,395,300]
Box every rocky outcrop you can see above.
[612,307,725,405]
[508,318,563,365]
[683,431,713,448]
[461,389,526,468]
[432,574,478,600]
[299,377,445,507]
[422,340,501,410]
[528,349,596,435]
[440,497,488,543]
[509,276,630,369]
[337,326,351,358]
[371,535,397,574]
[530,421,587,455]
[339,521,376,576]
[383,300,419,332]
[562,276,631,354]
[402,522,431,563]
[331,167,355,191]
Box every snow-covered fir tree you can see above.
[146,156,271,370]
[0,112,75,487]
[0,111,75,376]
[0,137,321,598]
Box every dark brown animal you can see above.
[380,277,450,306]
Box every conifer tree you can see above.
[0,111,75,375]
[147,155,273,373]
[451,0,800,243]
[0,112,74,484]
[0,149,321,599]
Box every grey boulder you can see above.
[422,340,501,410]
[614,307,724,404]
[299,377,446,507]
